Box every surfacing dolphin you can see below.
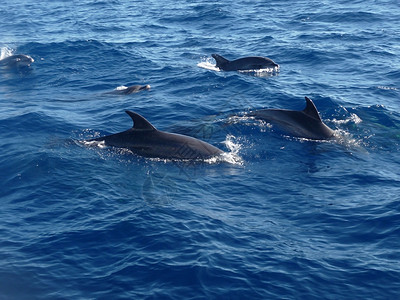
[105,84,151,95]
[87,111,224,159]
[212,54,279,71]
[0,54,34,68]
[251,97,335,140]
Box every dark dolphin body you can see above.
[87,111,224,159]
[0,54,34,68]
[251,97,335,140]
[105,84,151,95]
[212,54,279,71]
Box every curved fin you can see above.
[303,97,322,122]
[125,111,156,131]
[212,54,229,68]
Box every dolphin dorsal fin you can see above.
[125,111,156,131]
[303,97,322,122]
[212,54,230,68]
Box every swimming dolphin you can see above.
[87,111,224,159]
[0,54,34,68]
[251,97,335,140]
[105,84,151,95]
[212,54,279,71]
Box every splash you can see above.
[197,57,220,72]
[377,86,398,91]
[114,85,128,91]
[225,114,252,125]
[333,129,364,150]
[331,113,362,125]
[83,139,107,149]
[0,46,14,60]
[215,134,243,165]
[238,66,280,77]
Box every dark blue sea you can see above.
[1,0,400,299]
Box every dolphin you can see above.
[0,54,34,68]
[105,84,151,95]
[251,97,335,140]
[212,54,279,71]
[87,111,224,159]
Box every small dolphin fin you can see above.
[303,97,322,122]
[212,54,229,68]
[125,111,156,131]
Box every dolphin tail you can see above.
[303,97,322,122]
[212,54,229,69]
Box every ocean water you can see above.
[1,0,400,299]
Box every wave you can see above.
[2,0,400,299]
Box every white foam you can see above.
[0,46,14,60]
[333,129,364,150]
[197,61,220,72]
[114,85,128,91]
[331,113,362,125]
[197,57,220,71]
[238,66,280,77]
[377,86,398,91]
[225,114,251,124]
[217,134,243,165]
[238,66,280,74]
[84,140,107,148]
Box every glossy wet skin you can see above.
[212,54,279,71]
[252,97,335,140]
[89,111,223,159]
[106,84,151,95]
[123,84,151,94]
[0,54,34,67]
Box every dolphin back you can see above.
[87,111,223,159]
[251,97,334,140]
[212,54,278,71]
[212,54,230,69]
[0,54,34,67]
[124,84,151,94]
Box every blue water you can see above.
[1,0,400,299]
